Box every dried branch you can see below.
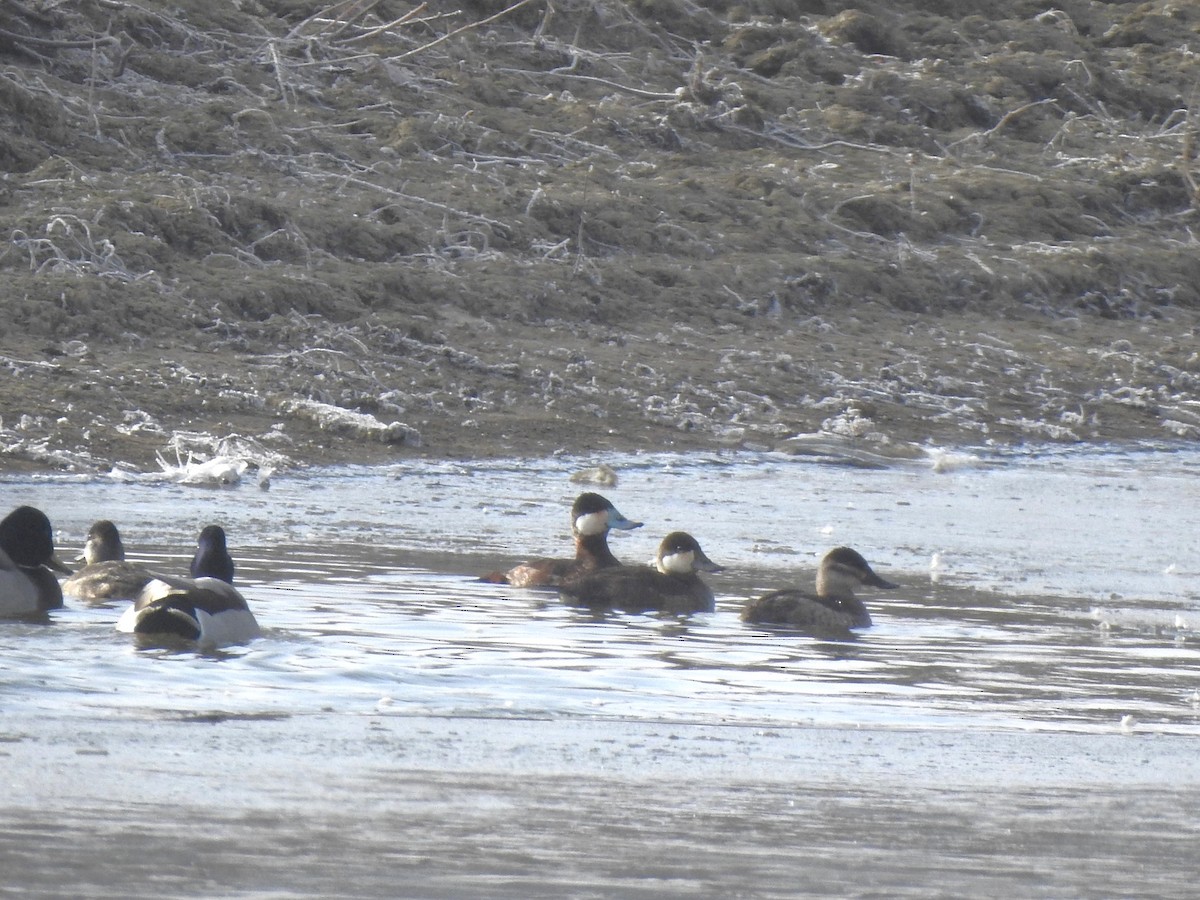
[313,172,513,230]
[0,27,119,50]
[339,3,430,44]
[947,98,1059,150]
[387,0,540,62]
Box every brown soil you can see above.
[1,0,1199,473]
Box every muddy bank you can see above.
[1,1,1199,473]
[3,303,1198,475]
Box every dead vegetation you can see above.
[1,0,1199,469]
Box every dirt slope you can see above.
[1,0,1198,472]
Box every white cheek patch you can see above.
[659,550,694,575]
[574,510,609,536]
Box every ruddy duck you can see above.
[742,547,897,638]
[117,525,260,647]
[0,505,71,614]
[482,492,642,587]
[559,531,723,614]
[61,520,156,603]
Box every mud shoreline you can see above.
[3,303,1198,476]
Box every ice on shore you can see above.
[278,398,421,446]
[100,431,287,486]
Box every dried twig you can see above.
[387,0,540,62]
[0,27,119,51]
[948,98,1059,150]
[287,0,380,40]
[340,3,430,44]
[266,40,293,105]
[1181,96,1200,209]
[314,172,512,230]
[507,68,677,101]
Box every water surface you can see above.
[3,445,1199,897]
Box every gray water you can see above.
[3,445,1200,897]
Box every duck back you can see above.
[63,560,156,602]
[118,576,260,647]
[561,567,715,615]
[743,589,870,637]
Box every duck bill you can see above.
[608,509,643,531]
[867,572,898,589]
[694,550,724,574]
[47,553,74,575]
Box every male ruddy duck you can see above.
[0,505,71,615]
[742,546,897,639]
[482,492,642,587]
[117,525,260,648]
[559,531,723,615]
[62,520,157,603]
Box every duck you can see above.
[742,546,897,639]
[0,505,71,615]
[116,525,260,648]
[559,531,723,615]
[481,492,642,588]
[61,520,157,603]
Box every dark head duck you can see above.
[482,492,642,588]
[0,505,71,614]
[559,531,723,615]
[116,524,259,648]
[742,546,897,639]
[191,524,235,583]
[62,520,156,603]
[79,519,126,565]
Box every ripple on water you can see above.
[2,446,1200,737]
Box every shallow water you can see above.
[4,445,1200,897]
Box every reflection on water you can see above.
[4,444,1199,735]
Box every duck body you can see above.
[560,531,722,615]
[116,525,259,648]
[0,506,70,615]
[743,547,897,639]
[483,492,642,588]
[63,560,157,603]
[117,575,261,647]
[1,546,42,616]
[61,520,156,603]
[742,589,871,637]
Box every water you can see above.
[3,445,1200,897]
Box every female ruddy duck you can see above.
[62,520,156,603]
[742,546,897,638]
[117,525,260,648]
[0,505,71,615]
[559,531,723,615]
[482,492,642,588]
